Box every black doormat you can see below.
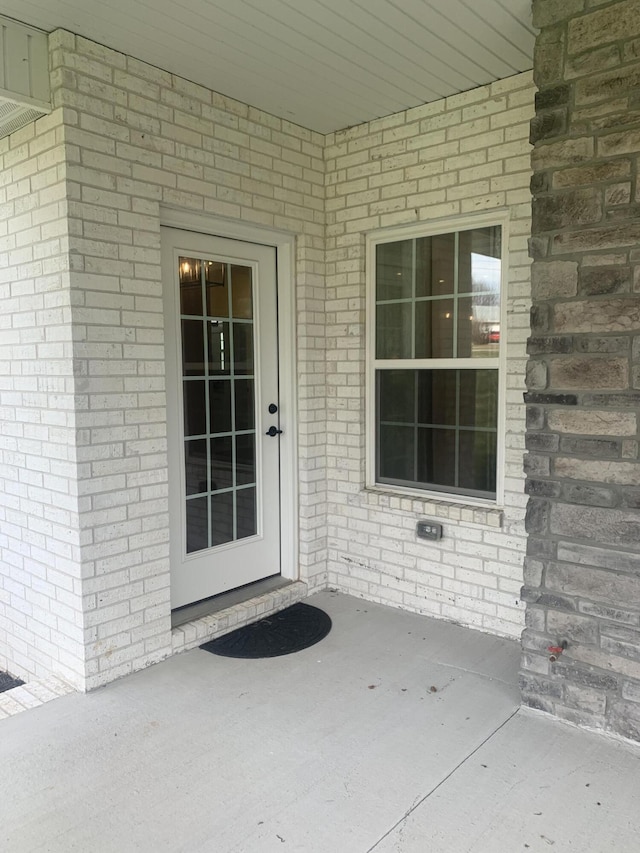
[200,602,332,659]
[0,671,24,694]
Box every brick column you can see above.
[523,0,640,740]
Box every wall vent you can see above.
[0,16,51,140]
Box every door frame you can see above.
[160,207,299,586]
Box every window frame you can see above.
[365,212,510,507]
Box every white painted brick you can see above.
[2,32,531,695]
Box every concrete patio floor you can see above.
[1,591,639,852]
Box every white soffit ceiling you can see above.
[0,0,535,134]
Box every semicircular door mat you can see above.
[0,671,24,694]
[200,602,332,659]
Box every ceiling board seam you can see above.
[136,0,394,118]
[494,0,537,38]
[239,0,433,104]
[407,0,519,78]
[277,0,445,100]
[385,0,498,83]
[454,0,534,65]
[164,0,409,114]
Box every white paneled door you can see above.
[162,228,281,609]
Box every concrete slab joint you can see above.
[524,0,640,741]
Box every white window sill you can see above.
[361,487,504,527]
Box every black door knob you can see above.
[268,403,278,414]
[265,425,283,437]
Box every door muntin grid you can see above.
[179,256,257,554]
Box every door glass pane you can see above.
[233,323,254,375]
[236,488,257,539]
[186,497,208,552]
[185,439,207,495]
[211,492,233,547]
[210,436,233,491]
[231,265,253,319]
[209,380,231,434]
[234,379,255,431]
[182,320,205,376]
[183,381,206,436]
[207,321,231,375]
[179,257,202,315]
[205,261,228,317]
[236,434,255,486]
[179,254,260,554]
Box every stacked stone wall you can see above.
[523,0,640,740]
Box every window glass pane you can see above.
[458,226,502,294]
[379,424,415,482]
[376,368,498,498]
[179,257,202,315]
[417,370,456,426]
[458,226,501,357]
[459,370,498,429]
[459,431,497,494]
[376,240,413,301]
[416,233,455,297]
[205,261,228,317]
[231,265,253,319]
[377,302,412,359]
[378,370,415,423]
[417,428,456,489]
[415,299,454,359]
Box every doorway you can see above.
[162,228,283,609]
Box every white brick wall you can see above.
[1,30,328,690]
[324,72,535,639]
[1,27,534,691]
[56,32,328,687]
[0,108,88,689]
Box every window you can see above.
[368,217,505,502]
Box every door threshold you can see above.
[171,579,309,656]
[171,575,289,628]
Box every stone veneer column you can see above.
[523,0,640,740]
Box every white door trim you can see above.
[160,207,299,585]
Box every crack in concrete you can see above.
[365,707,520,852]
